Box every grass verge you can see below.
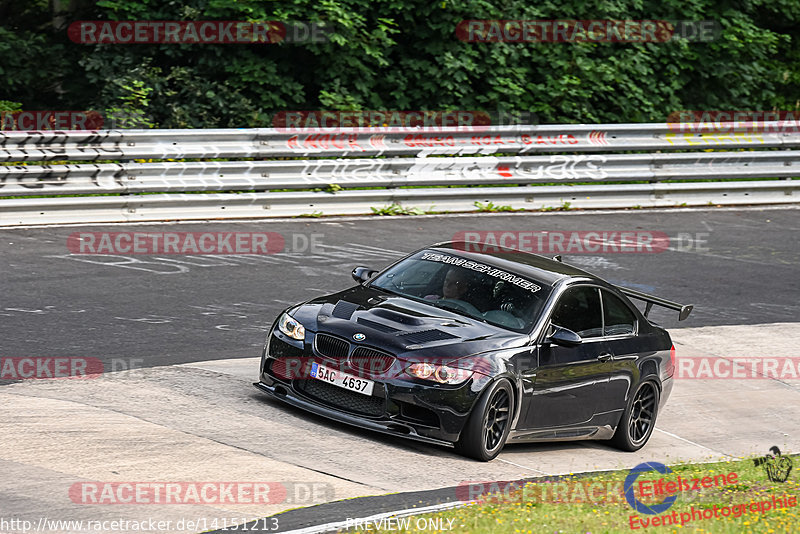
[343,455,799,533]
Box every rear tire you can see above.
[455,379,514,461]
[610,379,660,451]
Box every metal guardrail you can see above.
[0,122,798,225]
[2,122,799,161]
[0,151,796,197]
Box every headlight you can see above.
[407,362,473,384]
[278,313,306,341]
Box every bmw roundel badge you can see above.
[353,332,366,341]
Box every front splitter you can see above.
[253,381,454,448]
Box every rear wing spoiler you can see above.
[619,287,693,321]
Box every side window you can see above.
[550,286,602,338]
[603,291,637,336]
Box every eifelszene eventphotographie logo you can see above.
[625,462,679,515]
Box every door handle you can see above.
[597,353,613,362]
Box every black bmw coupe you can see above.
[254,242,692,461]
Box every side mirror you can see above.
[352,266,377,284]
[548,326,582,347]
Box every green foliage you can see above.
[0,101,22,112]
[1,1,799,126]
[105,79,156,128]
[473,201,522,212]
[371,203,427,215]
[311,183,344,193]
[540,201,572,211]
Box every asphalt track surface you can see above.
[1,207,799,371]
[1,206,799,534]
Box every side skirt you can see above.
[509,424,616,443]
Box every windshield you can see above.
[370,250,550,332]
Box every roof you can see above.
[428,241,599,287]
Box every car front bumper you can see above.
[254,330,487,446]
[252,380,454,447]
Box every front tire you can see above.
[610,380,660,451]
[455,379,513,461]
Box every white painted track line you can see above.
[1,322,798,532]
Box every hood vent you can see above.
[371,308,425,325]
[399,329,458,344]
[331,300,360,320]
[356,317,400,334]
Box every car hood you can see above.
[289,285,528,364]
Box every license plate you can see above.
[310,363,375,396]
